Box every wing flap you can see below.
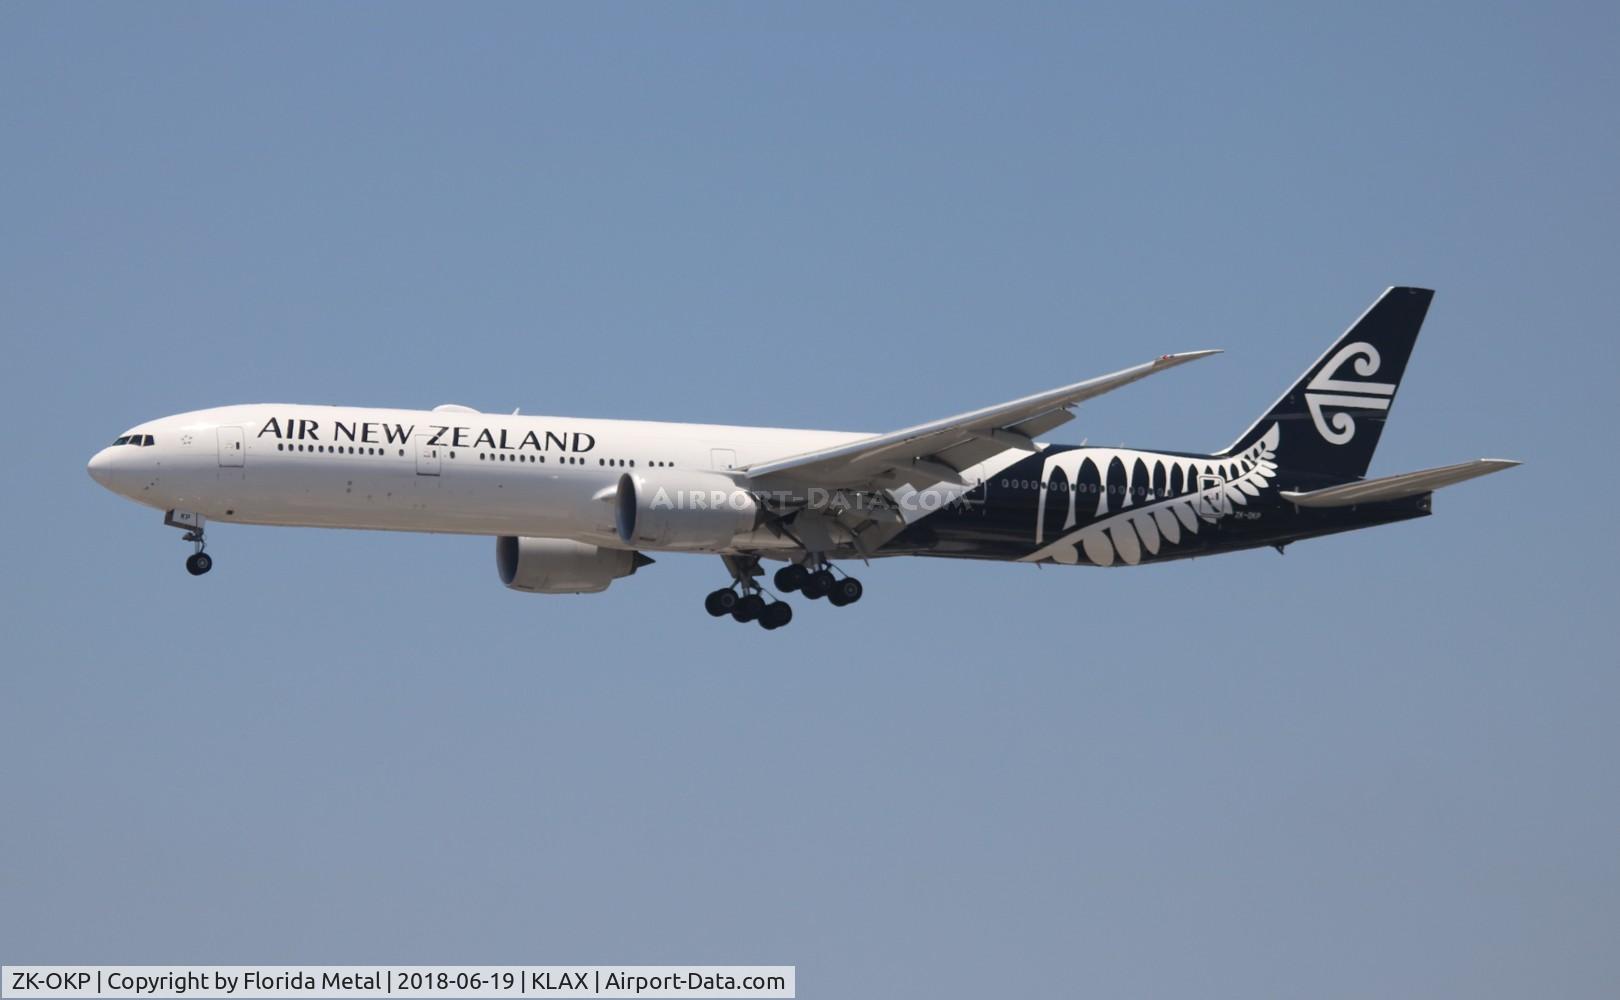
[1281,458,1519,508]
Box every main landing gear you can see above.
[706,555,794,630]
[165,509,213,576]
[702,555,865,630]
[773,560,863,607]
[703,587,794,630]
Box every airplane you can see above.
[88,286,1516,629]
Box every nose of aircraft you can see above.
[87,447,115,487]
[88,445,147,496]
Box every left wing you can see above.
[743,351,1221,490]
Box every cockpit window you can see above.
[112,436,130,446]
[110,434,154,446]
[141,434,155,446]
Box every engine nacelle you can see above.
[496,536,649,594]
[615,470,760,551]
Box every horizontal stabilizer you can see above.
[1281,458,1519,508]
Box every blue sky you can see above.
[2,4,1616,997]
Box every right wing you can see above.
[743,351,1221,490]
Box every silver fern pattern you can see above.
[1023,423,1281,566]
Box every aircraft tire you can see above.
[705,588,737,617]
[802,569,834,599]
[828,577,862,606]
[760,602,793,630]
[773,565,808,592]
[732,594,766,623]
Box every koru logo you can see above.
[1304,341,1395,445]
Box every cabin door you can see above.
[217,426,245,467]
[1196,473,1228,521]
[414,434,442,476]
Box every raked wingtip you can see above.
[1156,349,1223,364]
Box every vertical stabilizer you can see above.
[1220,286,1433,484]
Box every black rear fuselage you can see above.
[886,438,1431,565]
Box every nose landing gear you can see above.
[165,509,213,576]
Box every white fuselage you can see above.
[87,404,879,552]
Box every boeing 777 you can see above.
[88,287,1516,629]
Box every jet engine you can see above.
[496,536,651,594]
[614,471,761,550]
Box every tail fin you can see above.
[1219,286,1434,484]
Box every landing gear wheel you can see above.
[773,564,809,593]
[828,576,863,607]
[732,594,767,623]
[802,569,835,599]
[705,588,738,617]
[185,552,213,576]
[760,602,793,630]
